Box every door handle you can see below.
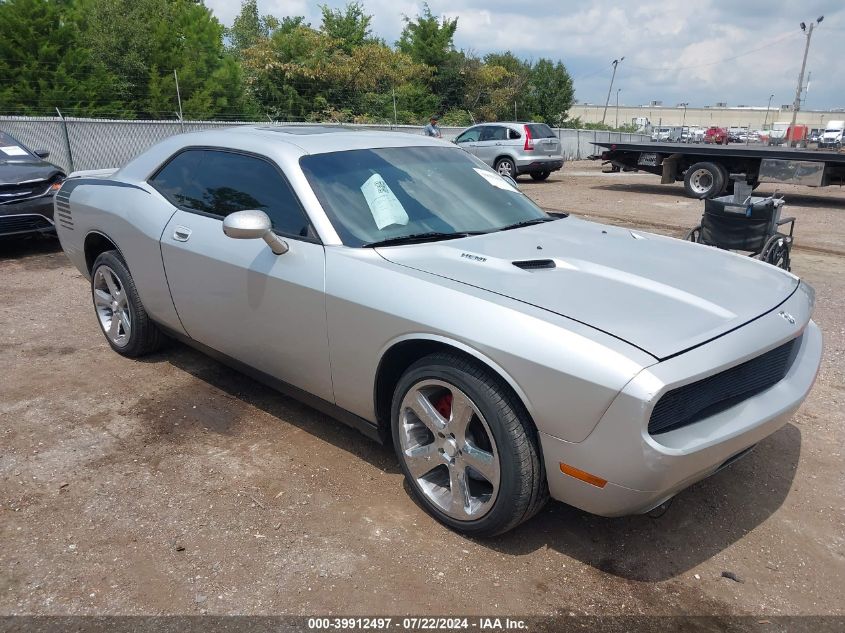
[172,226,192,242]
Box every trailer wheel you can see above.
[684,162,724,199]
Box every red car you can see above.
[703,126,729,145]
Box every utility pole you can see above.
[680,102,689,131]
[601,57,624,126]
[763,93,774,130]
[615,88,621,129]
[174,69,184,131]
[391,87,398,127]
[514,101,517,121]
[789,16,823,146]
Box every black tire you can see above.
[530,171,550,181]
[91,250,164,357]
[494,157,516,179]
[715,163,730,194]
[391,352,547,537]
[684,226,701,243]
[683,161,724,199]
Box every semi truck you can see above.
[594,140,845,198]
[819,121,844,149]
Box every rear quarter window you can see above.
[525,124,555,139]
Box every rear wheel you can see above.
[683,162,724,199]
[530,171,550,181]
[494,157,516,179]
[91,250,164,357]
[391,352,547,537]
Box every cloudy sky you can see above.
[205,0,845,110]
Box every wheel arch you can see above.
[372,334,536,438]
[84,230,125,276]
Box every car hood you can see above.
[0,159,62,186]
[376,217,799,360]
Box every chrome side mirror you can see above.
[222,209,288,255]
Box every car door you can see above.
[474,126,508,166]
[453,127,481,156]
[153,148,334,402]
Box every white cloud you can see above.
[204,0,845,109]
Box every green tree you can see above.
[0,0,123,117]
[226,0,279,57]
[396,4,457,69]
[80,0,250,119]
[319,2,372,53]
[524,59,574,125]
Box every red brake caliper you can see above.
[434,393,453,420]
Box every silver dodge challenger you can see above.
[55,126,822,536]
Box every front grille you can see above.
[0,215,54,236]
[648,338,798,435]
[0,181,50,204]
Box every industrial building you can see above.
[569,102,845,130]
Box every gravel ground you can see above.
[1,161,843,618]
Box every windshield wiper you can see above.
[494,216,560,232]
[363,231,473,248]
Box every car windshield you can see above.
[300,146,550,247]
[0,131,33,160]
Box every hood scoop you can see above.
[513,258,556,271]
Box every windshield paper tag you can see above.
[360,173,409,230]
[473,168,518,193]
[1,145,28,157]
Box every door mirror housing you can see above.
[222,209,288,255]
[34,149,50,159]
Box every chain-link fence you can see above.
[0,116,650,174]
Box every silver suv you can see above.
[454,122,564,181]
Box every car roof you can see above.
[218,125,445,153]
[115,125,451,181]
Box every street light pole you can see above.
[615,88,621,129]
[601,57,624,126]
[763,93,774,130]
[789,16,823,147]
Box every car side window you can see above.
[455,128,480,143]
[507,128,522,140]
[150,149,314,239]
[479,126,507,142]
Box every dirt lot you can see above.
[1,161,843,618]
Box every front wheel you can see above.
[530,171,550,181]
[494,157,516,179]
[91,250,164,357]
[391,353,547,537]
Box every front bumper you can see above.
[0,195,56,236]
[539,288,822,517]
[516,157,564,174]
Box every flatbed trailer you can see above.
[593,141,845,199]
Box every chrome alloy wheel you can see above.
[496,159,515,177]
[398,379,500,521]
[688,168,714,195]
[93,265,131,347]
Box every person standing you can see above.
[424,115,442,138]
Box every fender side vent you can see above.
[513,259,556,270]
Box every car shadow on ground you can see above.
[593,182,845,210]
[0,234,63,261]
[137,341,401,475]
[137,340,800,583]
[487,423,801,582]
